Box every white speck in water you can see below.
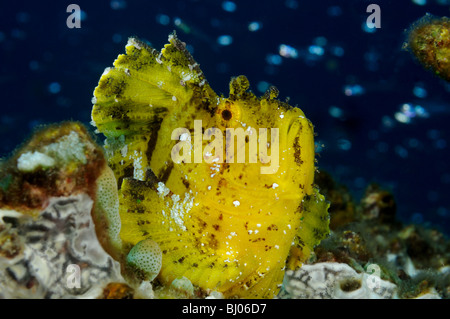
[217,35,233,46]
[48,82,61,94]
[222,1,237,12]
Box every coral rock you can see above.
[0,194,123,298]
[0,122,125,298]
[281,262,398,299]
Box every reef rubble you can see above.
[0,122,129,298]
[278,171,450,299]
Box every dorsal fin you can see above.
[91,34,218,188]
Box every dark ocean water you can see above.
[0,0,449,235]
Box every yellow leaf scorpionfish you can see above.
[91,33,329,299]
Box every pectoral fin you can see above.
[287,188,330,270]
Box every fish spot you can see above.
[221,109,232,120]
[208,234,219,249]
[293,136,304,166]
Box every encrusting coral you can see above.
[0,122,127,298]
[0,122,104,215]
[404,14,450,82]
[281,171,450,299]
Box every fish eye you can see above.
[221,109,232,121]
[216,100,241,125]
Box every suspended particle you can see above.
[217,35,233,46]
[313,36,328,47]
[337,138,351,151]
[156,14,170,26]
[327,5,342,17]
[248,21,262,32]
[79,10,87,21]
[427,129,440,140]
[394,145,408,158]
[331,46,345,57]
[434,138,447,149]
[279,44,298,58]
[48,82,61,94]
[29,60,39,71]
[407,138,420,148]
[285,0,299,9]
[257,81,270,93]
[174,17,191,34]
[364,50,380,71]
[112,33,122,43]
[222,1,237,12]
[394,103,429,123]
[362,21,377,33]
[404,14,450,81]
[394,111,411,124]
[328,106,344,119]
[412,0,427,5]
[110,0,127,10]
[382,115,395,129]
[343,84,365,96]
[414,105,429,118]
[16,12,30,24]
[401,103,416,117]
[11,29,26,40]
[308,45,324,56]
[266,54,282,65]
